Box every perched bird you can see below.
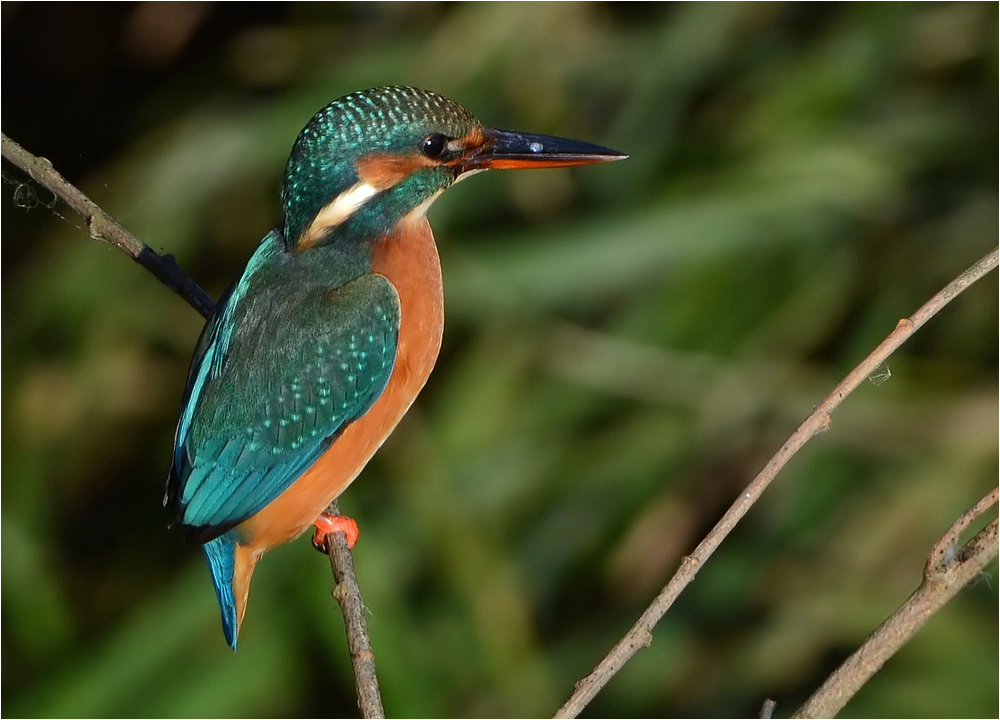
[166,86,625,649]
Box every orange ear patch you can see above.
[356,153,438,190]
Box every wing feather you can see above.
[167,262,400,541]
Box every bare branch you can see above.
[554,246,999,719]
[322,500,385,718]
[2,132,216,319]
[793,488,999,718]
[2,132,384,717]
[760,698,778,719]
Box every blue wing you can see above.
[167,237,399,541]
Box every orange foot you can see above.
[311,513,360,551]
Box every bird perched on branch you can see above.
[166,86,625,649]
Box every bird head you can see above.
[280,86,625,252]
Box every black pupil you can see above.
[422,134,446,158]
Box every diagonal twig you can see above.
[2,132,215,319]
[554,246,999,718]
[2,132,384,718]
[793,488,998,718]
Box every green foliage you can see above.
[3,3,996,717]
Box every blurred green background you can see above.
[2,3,997,717]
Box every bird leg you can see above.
[312,513,360,551]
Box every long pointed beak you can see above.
[461,127,627,171]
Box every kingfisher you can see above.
[166,86,625,649]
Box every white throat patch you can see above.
[401,189,445,226]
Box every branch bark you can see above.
[793,488,998,718]
[2,132,215,319]
[323,500,385,718]
[2,132,384,717]
[554,246,999,719]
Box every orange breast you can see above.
[236,216,444,551]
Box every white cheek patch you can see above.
[299,181,380,248]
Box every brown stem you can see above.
[553,246,999,719]
[323,500,385,719]
[2,132,215,319]
[793,488,999,718]
[3,132,384,717]
[760,698,778,719]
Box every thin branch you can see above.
[2,132,215,319]
[2,133,384,716]
[760,698,778,719]
[323,500,385,719]
[554,246,1000,719]
[793,488,999,718]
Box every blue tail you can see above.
[202,534,239,650]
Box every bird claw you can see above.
[311,513,359,551]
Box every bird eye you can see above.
[421,134,447,158]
